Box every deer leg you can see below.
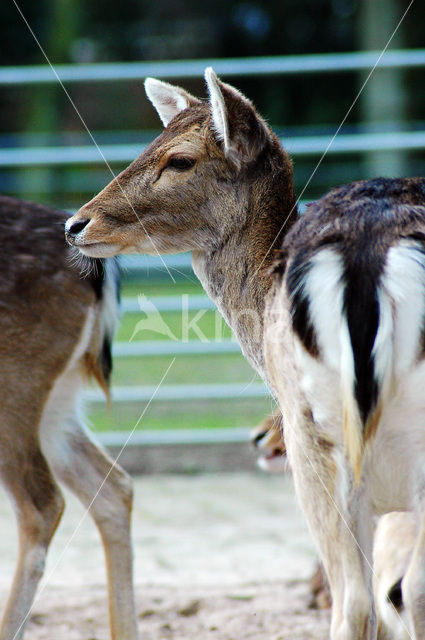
[402,509,425,639]
[0,445,64,640]
[41,415,138,640]
[286,434,376,640]
[332,508,376,640]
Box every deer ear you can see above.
[204,67,268,166]
[144,78,201,127]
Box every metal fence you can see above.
[2,49,425,170]
[2,49,425,85]
[2,129,425,167]
[2,50,424,442]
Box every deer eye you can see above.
[167,156,196,171]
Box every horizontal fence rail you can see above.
[98,427,252,447]
[2,130,425,167]
[1,49,425,85]
[121,294,216,313]
[85,382,269,403]
[113,340,241,357]
[119,253,193,273]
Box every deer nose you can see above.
[65,218,90,237]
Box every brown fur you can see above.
[66,71,425,639]
[0,197,137,640]
[0,196,107,394]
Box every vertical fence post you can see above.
[358,0,408,179]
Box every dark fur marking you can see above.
[24,448,58,513]
[98,259,120,384]
[343,262,380,427]
[86,259,105,300]
[240,263,249,294]
[84,255,120,303]
[286,254,319,357]
[100,334,113,384]
[387,578,403,611]
[405,231,425,244]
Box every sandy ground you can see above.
[0,472,330,639]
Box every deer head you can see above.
[65,68,292,259]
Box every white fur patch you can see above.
[144,77,193,127]
[379,242,425,381]
[102,259,120,346]
[204,67,230,153]
[257,454,287,474]
[295,248,362,458]
[67,306,96,370]
[373,512,415,640]
[304,248,346,371]
[372,286,394,401]
[292,250,348,433]
[39,365,86,467]
[39,307,102,472]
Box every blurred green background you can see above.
[1,0,424,434]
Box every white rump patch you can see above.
[288,247,361,464]
[301,249,363,471]
[304,248,346,371]
[378,242,425,382]
[303,242,425,407]
[144,77,195,127]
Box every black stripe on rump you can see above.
[387,578,403,611]
[343,262,379,427]
[286,254,319,357]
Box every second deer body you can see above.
[0,197,138,640]
[66,69,425,639]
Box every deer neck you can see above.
[192,172,298,378]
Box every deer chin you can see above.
[77,242,121,258]
[257,455,286,474]
[257,450,287,473]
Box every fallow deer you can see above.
[66,69,425,639]
[0,196,138,640]
[251,412,286,473]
